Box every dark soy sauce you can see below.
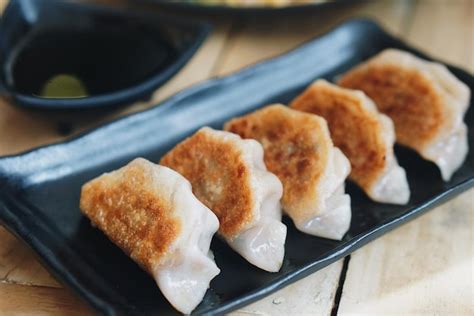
[6,21,177,98]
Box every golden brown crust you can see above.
[224,105,329,221]
[290,83,387,190]
[160,129,254,239]
[339,63,444,152]
[80,160,181,273]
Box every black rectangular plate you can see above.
[0,19,472,316]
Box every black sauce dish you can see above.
[0,0,211,110]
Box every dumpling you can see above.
[225,104,352,240]
[339,48,471,181]
[160,127,286,272]
[80,158,220,314]
[291,79,410,205]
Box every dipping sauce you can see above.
[6,22,177,98]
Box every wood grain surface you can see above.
[0,0,472,315]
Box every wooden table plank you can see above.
[230,261,344,316]
[0,283,93,316]
[407,0,474,72]
[0,227,60,288]
[0,102,60,156]
[337,189,474,315]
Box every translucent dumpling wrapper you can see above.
[225,105,352,240]
[161,127,286,272]
[80,158,220,314]
[339,48,471,181]
[291,80,410,205]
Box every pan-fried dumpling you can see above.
[291,80,410,205]
[339,49,471,181]
[161,127,286,272]
[225,105,351,240]
[80,158,220,314]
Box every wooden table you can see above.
[0,0,472,315]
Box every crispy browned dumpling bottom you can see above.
[225,104,330,222]
[291,81,388,191]
[339,63,444,152]
[80,159,181,273]
[160,128,255,239]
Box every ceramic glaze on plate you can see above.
[0,19,472,316]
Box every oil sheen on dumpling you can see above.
[339,49,471,181]
[161,127,286,272]
[291,80,410,205]
[225,104,352,240]
[80,158,220,314]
